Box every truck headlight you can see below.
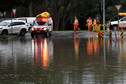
[31,28,34,31]
[43,28,47,31]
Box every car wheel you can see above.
[2,30,8,35]
[20,29,26,36]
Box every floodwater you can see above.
[0,32,126,84]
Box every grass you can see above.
[53,30,107,32]
[0,35,14,38]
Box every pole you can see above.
[118,10,119,33]
[103,0,105,30]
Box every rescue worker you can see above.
[74,16,81,32]
[96,17,100,31]
[93,18,96,25]
[96,17,100,24]
[86,17,92,31]
[93,18,97,31]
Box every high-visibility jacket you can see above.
[74,19,78,25]
[93,19,96,24]
[87,19,92,25]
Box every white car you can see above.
[0,20,28,36]
[110,17,126,30]
[13,17,36,30]
[13,17,36,25]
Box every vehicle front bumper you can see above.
[31,30,48,35]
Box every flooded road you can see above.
[0,32,126,84]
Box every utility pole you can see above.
[103,0,105,30]
[103,0,106,70]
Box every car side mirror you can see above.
[48,24,51,26]
[8,25,10,27]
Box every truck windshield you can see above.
[34,20,46,26]
[0,22,10,26]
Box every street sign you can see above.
[115,5,122,35]
[115,5,122,11]
[12,9,16,15]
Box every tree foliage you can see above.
[0,0,126,30]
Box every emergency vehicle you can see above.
[31,12,53,38]
[110,16,126,30]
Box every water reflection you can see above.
[1,33,126,84]
[0,38,34,84]
[74,32,80,59]
[0,38,32,70]
[87,38,100,56]
[32,38,53,69]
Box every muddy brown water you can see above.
[0,32,126,84]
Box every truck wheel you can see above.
[2,30,8,35]
[45,32,49,38]
[20,29,26,36]
[31,33,34,38]
[49,32,52,36]
[113,26,118,31]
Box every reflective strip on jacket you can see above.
[87,19,92,25]
[74,19,78,25]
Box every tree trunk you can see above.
[61,15,66,30]
[54,0,60,30]
[29,2,33,17]
[61,0,73,30]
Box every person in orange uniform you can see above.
[86,17,92,31]
[74,16,81,32]
[93,18,97,31]
[93,18,96,25]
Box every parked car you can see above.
[0,20,28,36]
[0,18,13,22]
[110,17,126,30]
[13,17,36,30]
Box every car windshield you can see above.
[0,21,10,26]
[121,17,126,21]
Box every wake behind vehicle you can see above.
[0,20,28,36]
[31,12,53,38]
